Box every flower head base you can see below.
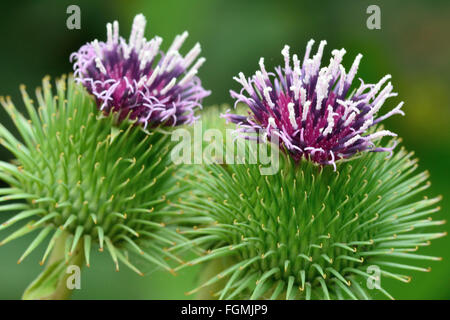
[177,108,445,300]
[71,14,210,128]
[0,76,185,275]
[226,40,405,169]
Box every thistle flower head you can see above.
[226,40,405,169]
[70,14,210,128]
[0,76,185,274]
[179,108,445,300]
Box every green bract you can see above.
[0,75,185,276]
[178,108,445,300]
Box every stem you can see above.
[22,231,84,300]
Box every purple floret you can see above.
[225,40,405,169]
[71,14,210,128]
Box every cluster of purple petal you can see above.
[70,14,210,128]
[224,40,405,169]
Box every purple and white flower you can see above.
[224,40,405,169]
[71,14,210,128]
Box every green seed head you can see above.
[0,75,183,274]
[180,107,445,300]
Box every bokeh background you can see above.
[0,0,449,299]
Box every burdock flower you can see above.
[177,107,445,300]
[0,75,190,299]
[71,14,210,128]
[225,40,404,169]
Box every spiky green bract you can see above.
[177,108,445,300]
[0,75,187,275]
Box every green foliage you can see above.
[177,107,445,300]
[22,231,84,300]
[0,75,186,275]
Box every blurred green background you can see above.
[0,0,449,299]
